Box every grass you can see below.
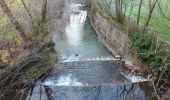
[0,16,8,28]
[126,0,170,41]
[95,0,170,80]
[0,0,34,41]
[0,0,23,40]
[97,0,170,42]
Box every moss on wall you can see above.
[91,0,114,21]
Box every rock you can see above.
[75,54,79,56]
[0,50,10,63]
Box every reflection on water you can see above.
[25,82,153,100]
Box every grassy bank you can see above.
[128,0,170,41]
[0,0,24,40]
[97,0,170,42]
[92,0,170,80]
[130,29,170,80]
[0,0,36,41]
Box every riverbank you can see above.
[0,0,59,98]
[0,33,58,99]
[89,0,170,99]
[89,0,150,75]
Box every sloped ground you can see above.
[0,40,58,100]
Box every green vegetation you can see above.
[131,29,170,80]
[0,0,24,40]
[0,0,52,79]
[126,0,170,80]
[128,0,170,41]
[91,0,114,21]
[0,0,36,41]
[16,42,57,83]
[0,41,57,96]
[97,0,170,42]
[95,0,170,80]
[28,18,42,39]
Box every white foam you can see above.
[44,74,84,86]
[65,5,87,46]
[63,55,81,62]
[121,72,148,83]
[125,61,133,66]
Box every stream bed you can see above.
[26,1,153,100]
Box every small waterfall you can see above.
[62,56,118,62]
[43,74,84,86]
[84,56,116,61]
[70,11,87,25]
[65,4,87,46]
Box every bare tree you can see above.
[41,0,47,24]
[0,0,27,41]
[157,0,170,22]
[128,0,136,21]
[115,0,123,23]
[21,0,35,31]
[108,0,113,13]
[142,0,157,33]
[39,0,48,33]
[137,0,143,27]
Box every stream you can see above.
[26,2,153,100]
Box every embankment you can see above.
[88,0,149,73]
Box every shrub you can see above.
[132,32,170,80]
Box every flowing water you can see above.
[25,2,153,100]
[53,4,112,62]
[43,3,125,86]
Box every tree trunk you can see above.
[0,0,27,41]
[142,0,157,33]
[123,3,127,20]
[115,0,122,23]
[41,0,47,24]
[137,0,143,27]
[128,2,134,21]
[40,0,47,33]
[21,0,35,31]
[108,0,113,13]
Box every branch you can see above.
[157,0,170,22]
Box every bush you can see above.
[132,32,170,80]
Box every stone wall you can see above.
[89,9,130,59]
[89,1,147,71]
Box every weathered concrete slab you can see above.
[42,60,128,86]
